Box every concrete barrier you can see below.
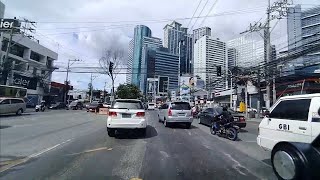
[99,108,109,115]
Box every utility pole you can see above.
[90,73,93,103]
[64,59,81,103]
[5,28,14,85]
[241,0,291,109]
[103,81,107,103]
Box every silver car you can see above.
[0,97,26,115]
[158,101,193,128]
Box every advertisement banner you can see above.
[13,74,37,90]
[147,78,159,94]
[179,76,197,96]
[0,19,21,33]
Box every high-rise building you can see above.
[287,5,320,67]
[227,35,264,68]
[193,27,211,44]
[142,47,179,94]
[163,21,192,74]
[0,1,5,18]
[132,25,152,87]
[227,48,237,69]
[194,35,226,91]
[126,39,134,84]
[140,37,162,92]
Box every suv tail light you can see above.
[239,117,245,122]
[136,112,145,117]
[109,111,117,117]
[168,108,172,116]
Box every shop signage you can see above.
[13,74,37,90]
[0,19,21,32]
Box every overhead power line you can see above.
[186,0,203,29]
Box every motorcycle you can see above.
[35,104,46,112]
[210,116,238,141]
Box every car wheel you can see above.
[75,106,78,110]
[16,108,23,115]
[107,128,115,137]
[185,123,191,129]
[164,119,170,127]
[271,143,304,180]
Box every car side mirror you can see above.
[265,110,270,117]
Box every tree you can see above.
[99,38,125,100]
[116,84,142,99]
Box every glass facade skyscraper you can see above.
[287,5,320,68]
[163,21,193,74]
[126,39,134,84]
[132,25,152,87]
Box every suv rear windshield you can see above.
[171,102,191,110]
[112,100,143,109]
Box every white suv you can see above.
[107,99,146,137]
[257,93,320,150]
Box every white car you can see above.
[107,99,147,137]
[257,93,320,151]
[148,103,155,110]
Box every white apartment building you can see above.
[126,39,134,84]
[0,33,58,106]
[194,35,226,92]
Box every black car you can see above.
[67,101,83,110]
[87,102,104,112]
[197,107,246,128]
[49,102,66,109]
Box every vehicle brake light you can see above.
[136,112,145,117]
[168,108,172,116]
[239,117,245,122]
[109,111,117,117]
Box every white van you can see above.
[257,93,320,150]
[0,97,26,115]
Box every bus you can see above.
[0,85,27,98]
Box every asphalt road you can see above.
[0,110,276,180]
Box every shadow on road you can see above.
[115,125,158,139]
[0,113,33,118]
[239,129,248,133]
[169,123,198,129]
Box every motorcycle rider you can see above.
[215,106,232,130]
[40,100,46,111]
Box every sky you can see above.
[3,0,320,92]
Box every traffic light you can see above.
[217,66,222,76]
[109,62,114,74]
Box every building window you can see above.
[30,51,41,62]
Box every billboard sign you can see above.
[179,76,197,96]
[147,78,159,94]
[13,74,37,90]
[0,19,21,32]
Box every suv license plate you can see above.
[122,113,131,118]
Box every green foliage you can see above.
[116,84,142,99]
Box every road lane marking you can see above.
[184,129,192,135]
[66,147,113,156]
[223,153,251,176]
[0,139,73,173]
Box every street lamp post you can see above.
[228,69,234,110]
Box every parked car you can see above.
[87,101,104,112]
[197,107,246,128]
[158,101,193,128]
[49,102,66,109]
[107,99,146,137]
[67,101,83,110]
[148,103,156,110]
[271,134,320,180]
[0,97,26,115]
[257,93,320,151]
